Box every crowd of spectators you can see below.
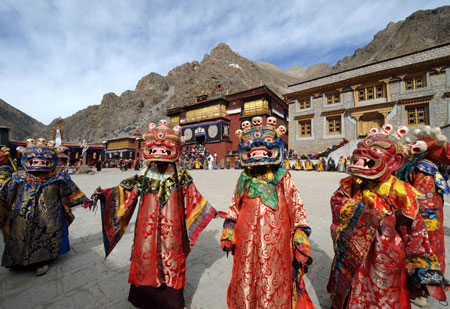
[289,155,351,172]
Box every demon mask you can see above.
[143,120,184,162]
[347,124,408,182]
[20,139,59,173]
[237,117,286,167]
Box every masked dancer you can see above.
[328,124,448,308]
[94,120,216,308]
[0,138,91,276]
[221,116,314,308]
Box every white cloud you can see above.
[0,0,448,124]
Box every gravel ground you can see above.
[0,168,448,308]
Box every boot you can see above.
[36,264,49,276]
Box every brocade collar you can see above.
[120,163,192,206]
[237,167,287,210]
[12,170,68,196]
[340,175,423,219]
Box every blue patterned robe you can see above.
[0,171,90,267]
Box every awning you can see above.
[293,113,315,121]
[321,109,346,117]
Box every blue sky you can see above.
[0,0,448,124]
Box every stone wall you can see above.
[288,44,450,155]
[289,44,450,92]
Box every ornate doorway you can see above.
[359,112,384,135]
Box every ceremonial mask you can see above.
[237,116,286,167]
[143,120,184,162]
[20,138,59,172]
[347,124,407,182]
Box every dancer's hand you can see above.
[221,240,235,256]
[89,186,104,210]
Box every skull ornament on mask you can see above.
[267,117,277,128]
[143,121,181,162]
[347,124,407,182]
[241,121,251,131]
[238,120,285,167]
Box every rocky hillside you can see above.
[9,5,450,142]
[0,99,45,141]
[38,43,301,143]
[333,6,450,72]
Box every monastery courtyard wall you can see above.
[0,168,448,308]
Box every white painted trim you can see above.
[226,108,241,115]
[273,108,284,118]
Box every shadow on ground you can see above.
[444,226,450,237]
[308,239,333,308]
[184,229,224,307]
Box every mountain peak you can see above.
[211,42,233,53]
[15,5,450,143]
[209,42,239,60]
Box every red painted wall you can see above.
[204,141,233,163]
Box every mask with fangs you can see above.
[238,125,285,167]
[21,145,59,173]
[143,121,182,163]
[347,125,406,182]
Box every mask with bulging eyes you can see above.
[347,136,405,182]
[21,146,59,172]
[143,127,181,162]
[238,127,285,167]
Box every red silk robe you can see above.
[328,175,446,308]
[223,167,313,308]
[100,163,216,290]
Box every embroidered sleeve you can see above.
[226,172,248,222]
[61,177,91,208]
[330,187,352,245]
[227,186,241,222]
[101,185,140,257]
[282,171,308,228]
[399,213,448,287]
[183,181,216,248]
[293,228,312,264]
[219,173,245,252]
[0,166,12,188]
[0,177,15,228]
[220,218,236,252]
